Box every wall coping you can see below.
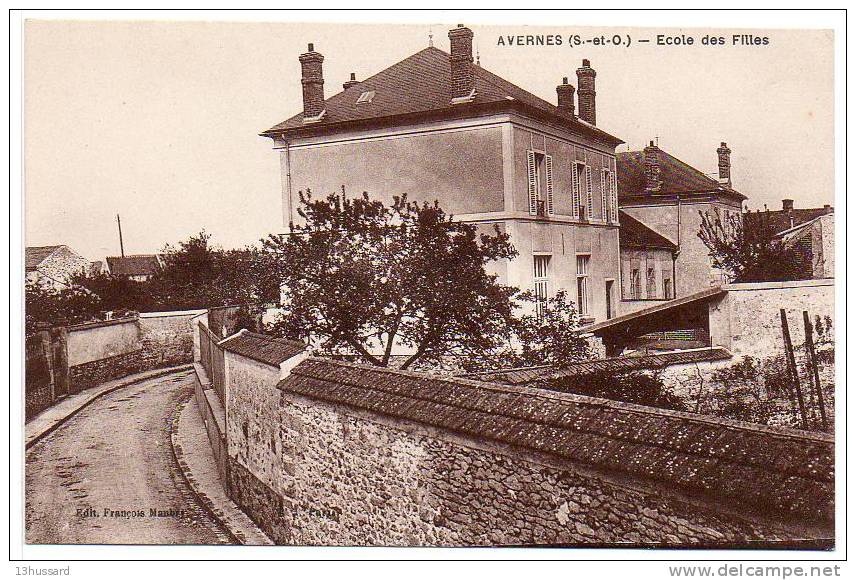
[724,279,834,292]
[66,316,139,332]
[140,308,208,318]
[278,356,833,524]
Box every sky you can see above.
[24,20,834,260]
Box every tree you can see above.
[462,290,592,371]
[263,190,519,369]
[698,208,807,283]
[25,280,102,334]
[148,231,272,311]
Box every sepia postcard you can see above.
[11,9,846,570]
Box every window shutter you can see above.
[585,165,594,219]
[601,170,608,221]
[571,163,580,218]
[611,171,619,222]
[545,154,554,215]
[527,150,537,215]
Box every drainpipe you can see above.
[675,195,682,295]
[284,138,293,232]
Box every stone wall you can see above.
[138,310,204,368]
[710,280,834,359]
[221,347,833,547]
[66,317,139,367]
[68,350,146,393]
[61,309,204,395]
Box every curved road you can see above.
[25,370,233,545]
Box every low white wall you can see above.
[66,318,140,366]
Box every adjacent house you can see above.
[25,245,90,290]
[105,254,164,282]
[745,200,835,280]
[262,25,625,322]
[616,142,747,299]
[618,210,678,311]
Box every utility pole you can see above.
[116,213,125,257]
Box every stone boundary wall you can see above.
[219,339,834,547]
[710,279,834,359]
[61,309,206,396]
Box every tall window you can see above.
[646,267,656,298]
[527,151,554,216]
[630,268,641,300]
[601,168,617,223]
[663,277,673,300]
[576,255,590,316]
[534,255,550,318]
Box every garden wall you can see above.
[220,337,834,547]
[710,279,834,359]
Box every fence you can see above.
[198,321,225,405]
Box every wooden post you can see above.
[803,310,828,431]
[781,309,808,430]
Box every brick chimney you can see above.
[448,25,475,102]
[782,199,794,211]
[556,77,576,116]
[299,43,325,120]
[717,142,732,186]
[576,59,596,125]
[343,72,359,90]
[644,141,661,193]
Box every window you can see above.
[533,255,550,318]
[663,277,673,300]
[527,151,554,216]
[601,167,617,223]
[576,255,590,316]
[630,268,641,300]
[356,90,376,103]
[605,280,614,319]
[646,267,656,298]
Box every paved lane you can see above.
[25,370,233,545]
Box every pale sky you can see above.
[25,21,833,260]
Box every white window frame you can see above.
[576,254,590,316]
[533,254,551,318]
[527,150,554,217]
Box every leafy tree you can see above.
[25,280,102,334]
[462,290,592,371]
[698,207,807,283]
[263,190,519,369]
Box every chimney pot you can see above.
[782,199,794,211]
[717,141,732,186]
[576,59,597,125]
[448,25,475,102]
[299,44,325,119]
[644,141,661,192]
[343,72,359,90]
[556,78,576,116]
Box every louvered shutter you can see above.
[571,163,580,218]
[600,170,608,221]
[585,165,594,219]
[611,171,619,222]
[545,154,554,215]
[527,150,537,215]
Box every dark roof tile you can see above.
[264,47,622,146]
[277,356,833,522]
[106,255,162,277]
[221,331,306,367]
[617,148,746,200]
[619,210,677,250]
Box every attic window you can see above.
[356,90,376,104]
